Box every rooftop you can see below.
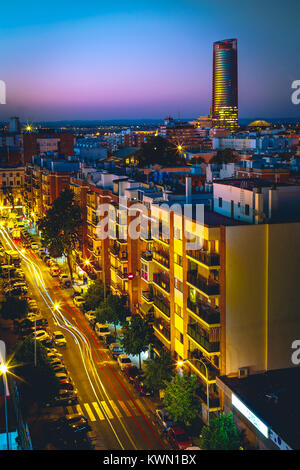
[218,367,300,449]
[215,178,294,191]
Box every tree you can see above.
[95,294,129,333]
[83,280,105,311]
[163,372,201,425]
[142,349,175,393]
[12,337,59,409]
[136,136,181,167]
[38,189,82,280]
[210,148,239,164]
[1,296,28,320]
[120,315,153,368]
[199,412,244,450]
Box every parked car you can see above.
[73,296,85,309]
[104,334,116,347]
[31,330,50,342]
[45,389,78,407]
[52,331,67,347]
[31,243,40,250]
[84,311,96,324]
[133,376,154,397]
[109,342,123,359]
[94,323,111,340]
[59,274,71,288]
[167,426,192,450]
[117,354,132,371]
[155,408,174,432]
[55,414,90,433]
[50,265,60,277]
[123,365,140,383]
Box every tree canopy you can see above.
[1,296,28,320]
[199,412,245,450]
[95,294,129,332]
[12,337,60,409]
[163,372,201,425]
[83,280,105,311]
[38,188,82,279]
[210,148,239,164]
[136,136,183,167]
[142,349,175,393]
[120,315,153,368]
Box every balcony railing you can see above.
[141,291,153,302]
[153,273,170,293]
[117,269,128,280]
[187,351,219,380]
[153,250,170,269]
[187,324,220,353]
[187,299,220,325]
[187,250,220,267]
[153,295,170,317]
[153,318,170,341]
[141,251,153,262]
[187,271,220,296]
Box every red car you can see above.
[167,426,192,450]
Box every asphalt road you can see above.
[0,227,169,451]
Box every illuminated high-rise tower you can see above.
[212,39,238,130]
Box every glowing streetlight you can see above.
[0,363,8,374]
[84,259,90,266]
[53,303,60,311]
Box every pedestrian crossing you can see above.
[66,398,150,423]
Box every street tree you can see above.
[142,349,175,393]
[120,315,153,369]
[95,294,129,333]
[1,296,28,320]
[210,148,239,164]
[199,412,245,450]
[163,372,201,425]
[83,280,105,311]
[38,189,82,280]
[136,136,181,167]
[12,337,59,409]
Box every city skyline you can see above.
[0,0,300,120]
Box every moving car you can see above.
[166,426,192,450]
[52,331,67,347]
[109,343,123,359]
[117,354,132,371]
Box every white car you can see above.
[117,354,132,371]
[32,330,50,342]
[94,323,111,340]
[73,296,85,308]
[31,243,40,250]
[47,351,63,360]
[52,331,67,347]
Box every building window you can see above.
[175,328,184,344]
[218,197,222,208]
[245,204,250,216]
[174,278,183,293]
[175,303,183,318]
[174,253,183,266]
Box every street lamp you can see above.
[0,362,9,450]
[177,359,210,426]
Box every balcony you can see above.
[187,351,219,380]
[141,291,153,302]
[187,299,220,325]
[153,273,170,293]
[141,251,153,262]
[153,249,170,269]
[153,295,170,318]
[153,318,171,341]
[187,250,220,267]
[187,271,220,296]
[110,244,119,256]
[117,269,128,280]
[187,324,219,353]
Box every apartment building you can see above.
[0,166,24,210]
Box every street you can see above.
[0,226,168,451]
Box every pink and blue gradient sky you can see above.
[0,0,299,121]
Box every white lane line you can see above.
[126,400,141,416]
[135,398,149,416]
[118,400,132,417]
[92,402,105,421]
[84,403,96,422]
[101,400,114,420]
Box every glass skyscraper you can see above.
[212,39,238,130]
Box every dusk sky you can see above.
[0,0,299,121]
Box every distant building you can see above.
[159,116,206,149]
[212,39,238,130]
[23,129,74,163]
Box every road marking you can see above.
[84,403,96,421]
[135,398,149,416]
[76,404,84,415]
[101,400,114,419]
[109,399,122,418]
[92,402,105,421]
[118,400,132,417]
[126,400,141,416]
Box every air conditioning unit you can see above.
[238,367,249,378]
